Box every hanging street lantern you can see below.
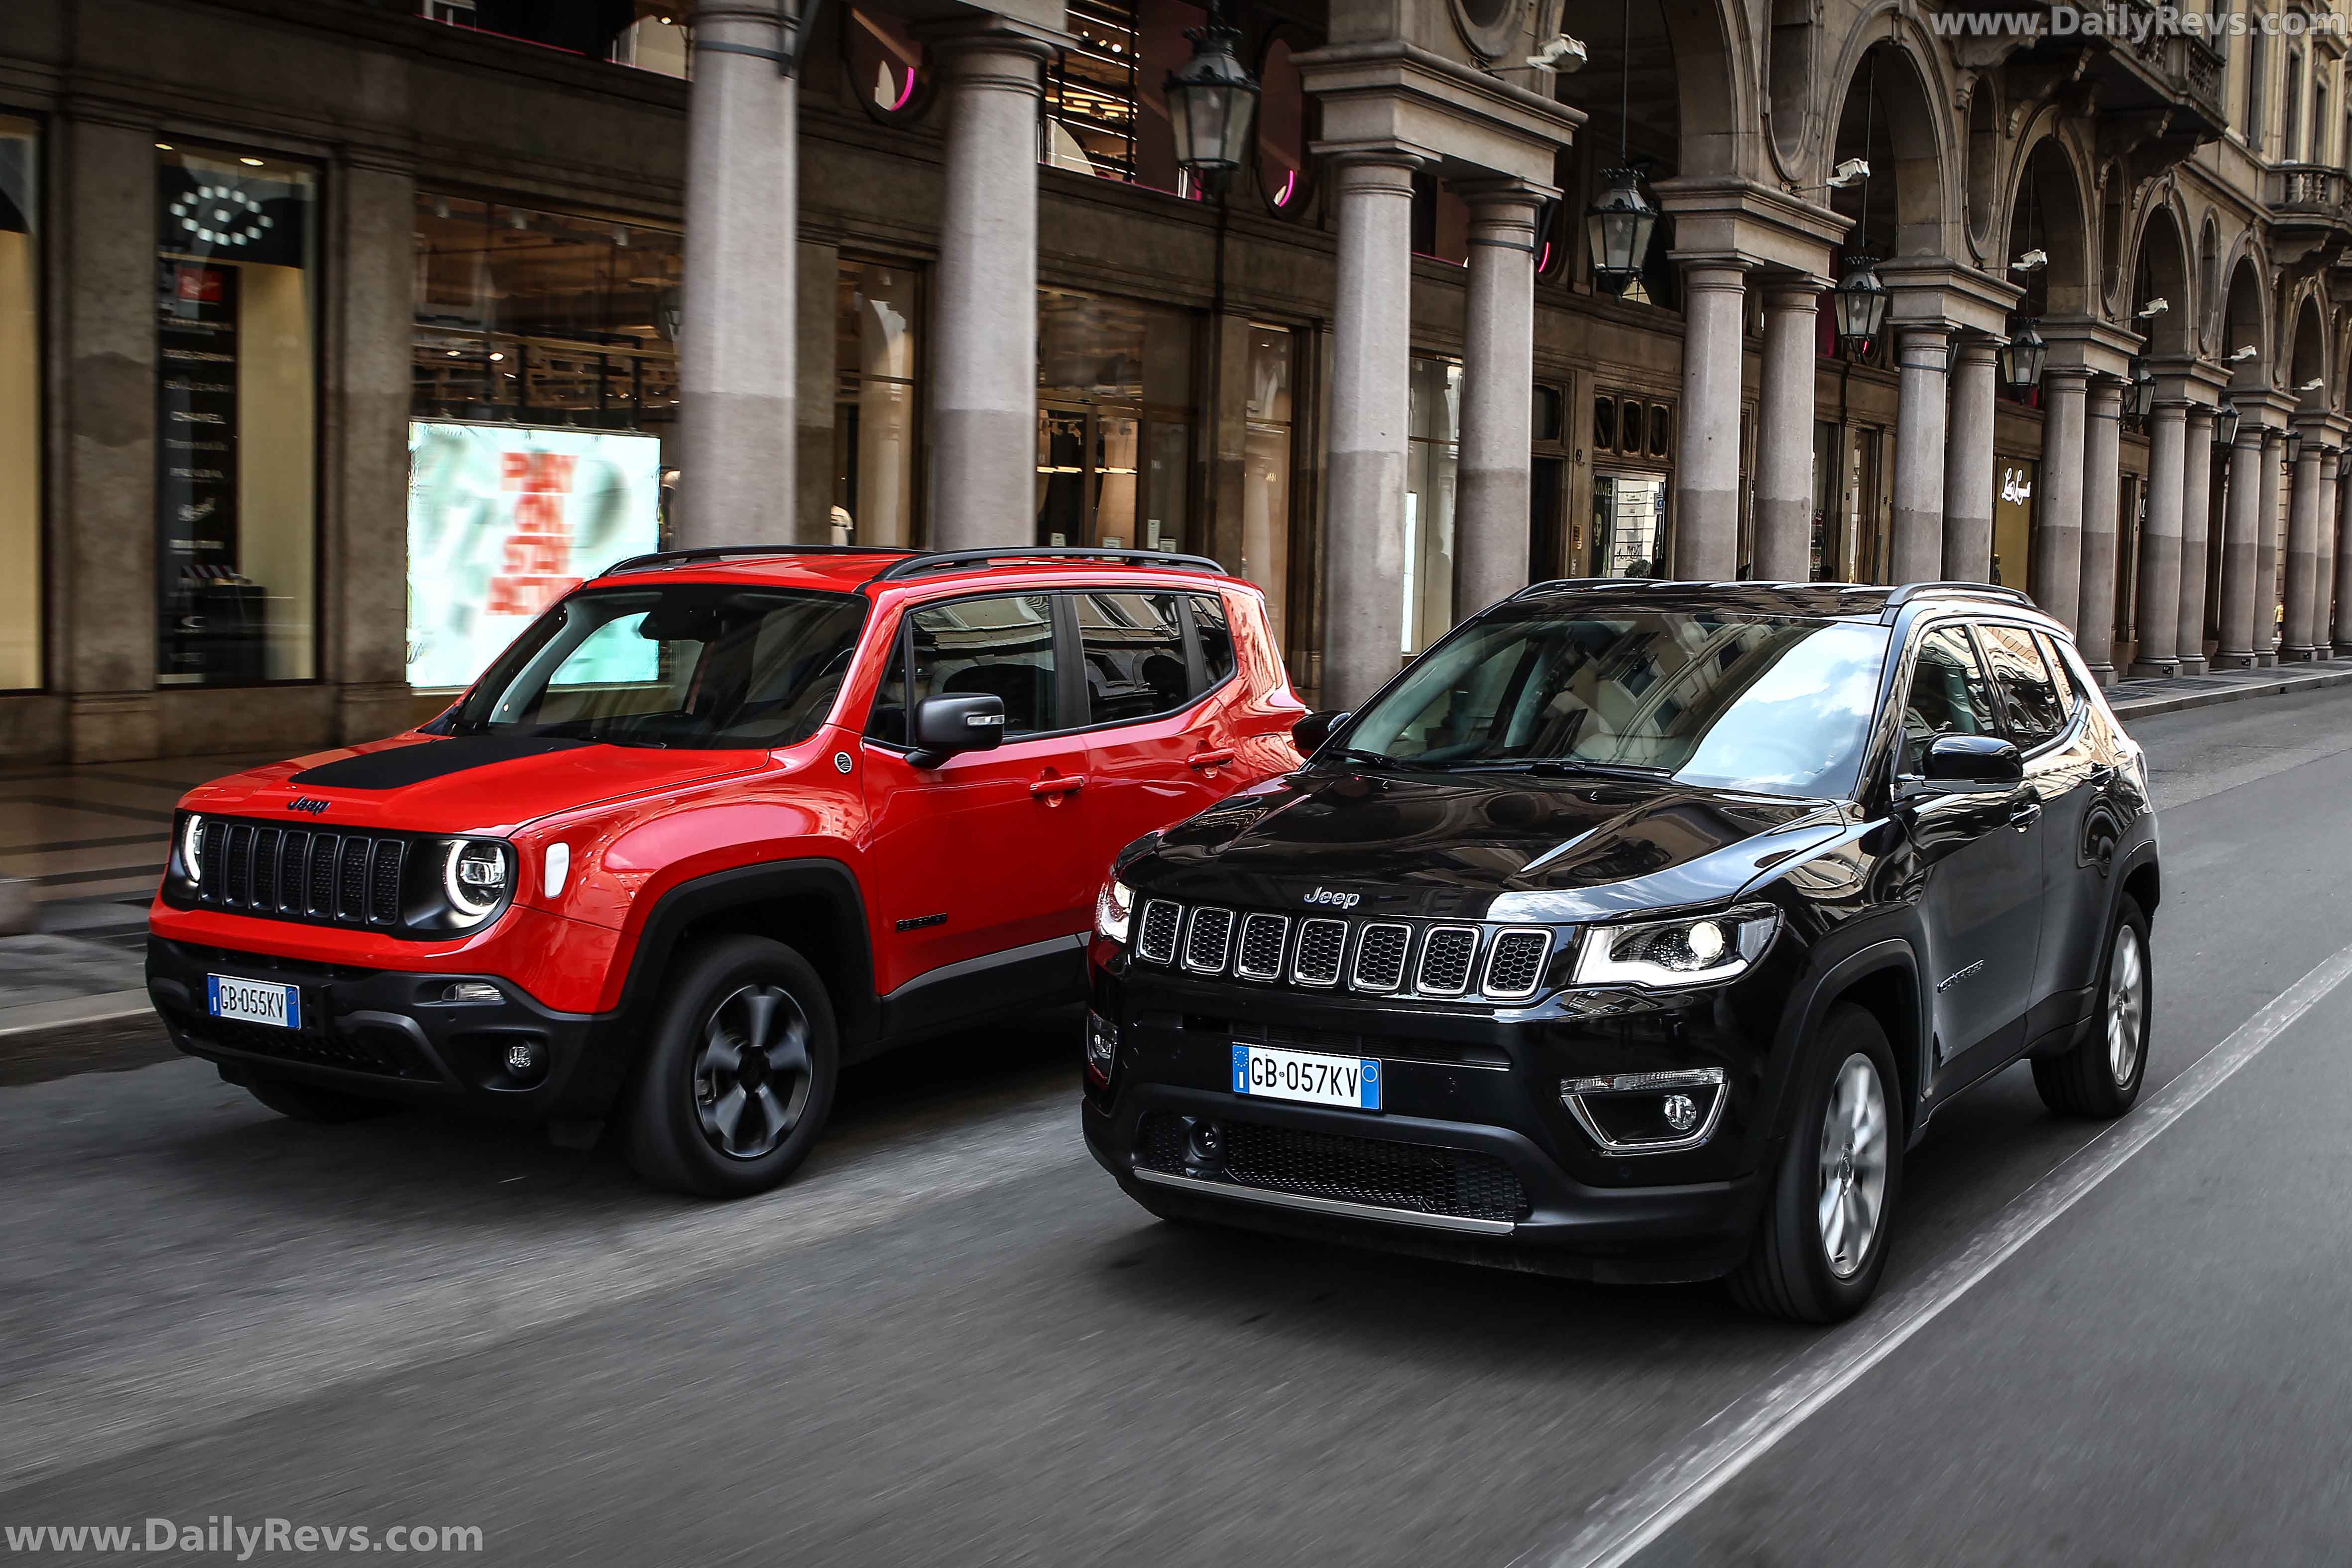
[1997,319,2047,392]
[1585,167,1657,298]
[2214,395,2241,448]
[1165,6,1260,194]
[2338,446,2352,483]
[2287,427,2304,465]
[1832,255,1891,355]
[2126,356,2156,421]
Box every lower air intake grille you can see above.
[1135,1113,1529,1224]
[1183,907,1236,973]
[1483,929,1553,999]
[1416,926,1478,996]
[166,1005,436,1081]
[1235,913,1290,980]
[1137,900,1182,965]
[1350,922,1411,992]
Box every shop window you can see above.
[0,115,36,691]
[1590,475,1667,578]
[1593,395,1617,452]
[1532,384,1563,444]
[835,260,921,546]
[1621,401,1646,456]
[845,8,928,121]
[1410,173,1469,265]
[1044,0,1207,193]
[1036,287,1194,553]
[1242,325,1294,646]
[608,15,689,76]
[156,145,318,687]
[1992,457,2035,591]
[407,194,679,689]
[1405,356,1461,651]
[1256,35,1309,214]
[1648,403,1672,460]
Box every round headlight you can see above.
[442,839,511,922]
[180,813,206,880]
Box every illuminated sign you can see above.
[406,422,663,690]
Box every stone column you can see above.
[679,0,798,548]
[2077,378,2124,682]
[926,22,1055,551]
[2257,430,2285,664]
[1321,150,1420,707]
[2129,396,2188,674]
[1752,281,1820,582]
[2312,448,2339,655]
[2032,368,2090,632]
[2281,432,2324,659]
[1453,179,1548,621]
[1890,326,1952,584]
[2216,425,2267,667]
[2175,403,2216,674]
[1673,263,1747,580]
[1942,336,1998,582]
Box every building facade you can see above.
[2,0,2350,760]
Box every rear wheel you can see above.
[244,1075,400,1124]
[1729,1004,1902,1323]
[2032,895,2150,1119]
[624,935,840,1198]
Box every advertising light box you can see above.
[407,422,663,690]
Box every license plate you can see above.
[208,974,300,1030]
[1232,1043,1382,1111]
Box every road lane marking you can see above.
[1513,936,2352,1568]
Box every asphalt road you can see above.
[6,686,2352,1566]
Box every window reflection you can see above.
[1036,287,1193,552]
[835,260,921,546]
[1244,327,1294,646]
[1405,356,1462,652]
[1257,37,1307,213]
[0,115,35,691]
[846,7,925,118]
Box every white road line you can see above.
[1513,936,2352,1568]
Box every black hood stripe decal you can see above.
[287,736,590,791]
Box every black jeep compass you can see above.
[1080,581,2157,1321]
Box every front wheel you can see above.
[624,936,840,1198]
[1729,1004,1903,1323]
[2032,895,2150,1120]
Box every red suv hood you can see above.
[179,734,773,836]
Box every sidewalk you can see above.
[3,656,2350,1046]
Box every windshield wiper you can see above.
[1512,757,1669,780]
[1324,747,1405,770]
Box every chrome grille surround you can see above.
[1414,925,1481,997]
[1136,899,1183,965]
[1235,913,1291,980]
[1481,928,1555,1001]
[1349,921,1412,993]
[1182,906,1237,974]
[1291,917,1348,986]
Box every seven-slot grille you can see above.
[1131,898,1562,1002]
[193,817,410,928]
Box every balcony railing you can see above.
[2271,163,2350,220]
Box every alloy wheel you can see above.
[2107,924,2147,1088]
[693,984,814,1160]
[1816,1052,1889,1279]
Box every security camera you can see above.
[2299,376,2326,391]
[1527,34,1587,71]
[2136,298,2169,318]
[1826,158,1871,188]
[2010,248,2048,272]
[2229,345,2259,362]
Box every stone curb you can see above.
[2106,665,2352,721]
[0,989,156,1043]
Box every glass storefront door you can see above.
[1036,405,1163,549]
[1591,472,1668,577]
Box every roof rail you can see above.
[1879,581,2037,611]
[867,545,1226,583]
[601,544,912,576]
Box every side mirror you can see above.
[909,693,1005,768]
[1292,709,1351,757]
[1914,733,2023,795]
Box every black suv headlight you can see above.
[433,838,515,930]
[1572,903,1780,989]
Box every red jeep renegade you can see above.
[147,546,1304,1196]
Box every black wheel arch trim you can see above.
[1761,937,1926,1157]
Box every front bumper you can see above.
[145,936,623,1120]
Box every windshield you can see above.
[1340,608,1890,799]
[447,586,867,750]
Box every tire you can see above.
[2032,895,2150,1120]
[623,935,840,1199]
[244,1075,401,1124]
[1728,1003,1904,1324]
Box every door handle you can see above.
[1186,747,1236,770]
[1030,773,1088,799]
[2008,798,2043,833]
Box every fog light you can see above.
[1084,1011,1118,1085]
[1663,1092,1698,1132]
[1184,1117,1225,1170]
[1561,1068,1724,1154]
[503,1038,545,1082]
[442,981,503,1004]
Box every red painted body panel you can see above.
[156,554,1308,1032]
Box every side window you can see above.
[1977,623,2069,749]
[1900,623,2003,774]
[2036,631,2086,717]
[1075,592,1191,724]
[904,594,1060,738]
[1188,593,1236,686]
